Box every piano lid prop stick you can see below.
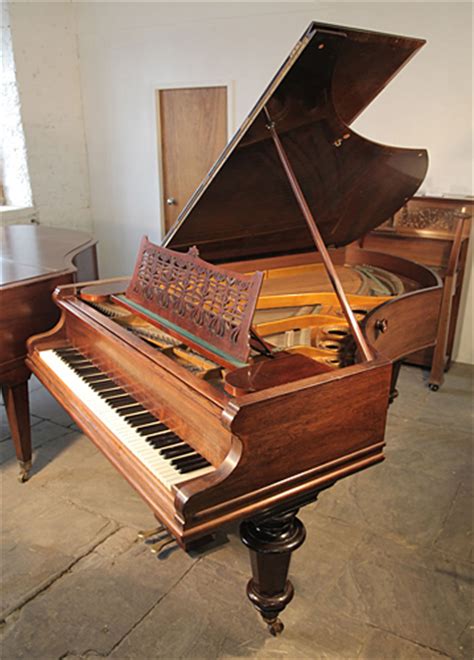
[263,106,373,362]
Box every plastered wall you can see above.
[8,2,92,230]
[1,4,32,209]
[7,1,472,363]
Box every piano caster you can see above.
[18,460,32,483]
[388,388,399,404]
[429,383,439,392]
[267,617,284,637]
[240,509,306,636]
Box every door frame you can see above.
[153,80,235,239]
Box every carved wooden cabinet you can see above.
[358,195,472,389]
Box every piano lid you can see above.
[164,22,428,263]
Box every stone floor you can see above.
[1,364,472,660]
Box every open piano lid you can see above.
[164,22,428,263]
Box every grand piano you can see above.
[26,23,442,634]
[0,225,97,481]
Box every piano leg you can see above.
[240,508,306,635]
[2,381,32,482]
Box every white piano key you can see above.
[39,349,214,489]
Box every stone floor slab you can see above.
[29,384,75,427]
[0,528,196,659]
[385,416,472,483]
[31,433,159,529]
[0,419,77,466]
[392,364,473,433]
[434,480,473,563]
[109,556,370,660]
[323,531,473,658]
[1,476,117,619]
[314,459,460,550]
[358,628,450,659]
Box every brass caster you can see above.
[137,525,165,540]
[267,618,284,636]
[18,460,32,483]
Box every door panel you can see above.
[157,86,227,233]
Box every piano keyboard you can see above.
[39,348,215,489]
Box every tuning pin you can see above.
[137,525,165,540]
[149,536,175,555]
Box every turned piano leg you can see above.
[240,508,306,635]
[2,381,32,482]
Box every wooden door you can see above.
[157,86,227,233]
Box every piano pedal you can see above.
[137,524,165,540]
[149,536,175,556]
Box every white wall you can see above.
[8,1,92,230]
[7,1,473,363]
[74,1,472,363]
[1,4,33,209]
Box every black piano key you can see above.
[116,403,144,414]
[172,454,209,469]
[57,353,83,362]
[56,348,82,357]
[138,423,169,437]
[74,366,102,376]
[64,357,91,366]
[83,374,109,383]
[161,444,194,459]
[178,459,210,474]
[71,361,97,369]
[98,388,128,399]
[146,430,178,443]
[146,433,181,448]
[56,348,79,356]
[89,381,117,392]
[171,454,201,468]
[60,358,90,369]
[107,395,136,409]
[124,412,156,426]
[149,437,182,450]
